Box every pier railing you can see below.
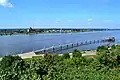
[34,37,115,54]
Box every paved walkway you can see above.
[18,50,96,59]
[0,50,96,60]
[82,50,96,56]
[17,52,44,59]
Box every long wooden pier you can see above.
[34,37,115,54]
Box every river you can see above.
[0,30,119,56]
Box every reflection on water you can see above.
[0,31,119,56]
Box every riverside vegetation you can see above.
[1,45,120,80]
[0,28,89,36]
[0,28,113,36]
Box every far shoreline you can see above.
[0,31,93,36]
[0,30,115,37]
[0,28,117,36]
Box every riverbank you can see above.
[0,28,93,36]
[0,28,115,36]
[0,32,85,36]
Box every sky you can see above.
[0,0,120,29]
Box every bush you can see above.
[73,49,80,52]
[111,45,116,49]
[2,45,120,80]
[117,55,120,65]
[62,53,70,59]
[96,46,108,52]
[44,53,52,60]
[73,49,82,58]
[0,55,28,80]
[96,46,118,67]
[52,54,61,61]
[43,53,53,65]
[0,55,22,69]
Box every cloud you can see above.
[0,0,13,8]
[56,19,60,23]
[88,19,92,22]
[88,22,91,25]
[87,18,93,25]
[35,20,41,25]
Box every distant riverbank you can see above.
[0,31,87,36]
[0,31,91,36]
[0,28,116,36]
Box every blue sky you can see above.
[0,0,120,29]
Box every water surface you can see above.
[0,31,119,56]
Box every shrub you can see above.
[96,50,117,67]
[44,53,52,60]
[62,53,70,59]
[117,55,120,65]
[43,53,53,65]
[2,45,120,80]
[116,45,120,49]
[73,49,80,53]
[73,49,82,58]
[96,46,108,52]
[0,55,22,69]
[0,55,28,80]
[52,54,61,61]
[111,45,116,49]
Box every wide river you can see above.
[0,30,120,56]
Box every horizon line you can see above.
[0,28,120,30]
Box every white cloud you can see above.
[56,19,60,23]
[87,18,93,24]
[0,0,13,8]
[88,22,91,25]
[88,19,92,22]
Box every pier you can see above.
[34,37,115,54]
